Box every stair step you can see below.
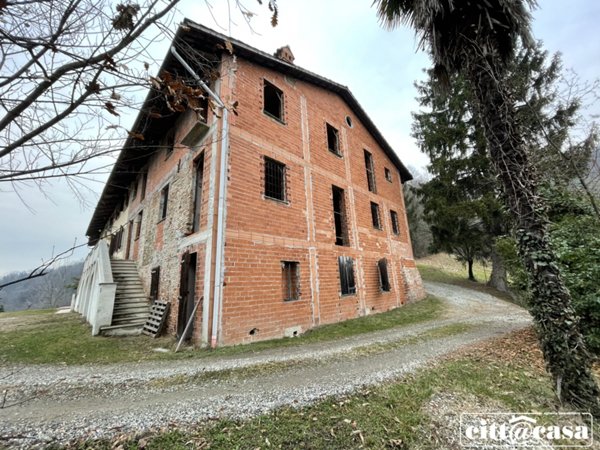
[100,322,144,337]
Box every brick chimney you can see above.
[274,45,295,64]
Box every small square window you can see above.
[282,261,300,301]
[159,184,169,220]
[371,202,381,229]
[264,156,286,201]
[385,167,392,182]
[378,258,391,292]
[390,210,400,235]
[327,123,341,156]
[263,80,284,122]
[338,256,356,296]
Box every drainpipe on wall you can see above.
[170,47,229,348]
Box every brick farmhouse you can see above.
[76,20,425,346]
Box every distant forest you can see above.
[0,261,84,312]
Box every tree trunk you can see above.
[468,59,600,416]
[488,246,509,292]
[467,259,476,282]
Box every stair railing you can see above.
[72,240,117,335]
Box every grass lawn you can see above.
[0,295,445,365]
[53,328,598,450]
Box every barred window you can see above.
[338,256,356,296]
[264,156,286,201]
[371,202,381,229]
[378,258,391,292]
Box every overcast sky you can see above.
[1,0,599,276]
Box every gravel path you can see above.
[0,282,530,448]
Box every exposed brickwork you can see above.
[95,46,425,347]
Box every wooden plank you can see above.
[142,300,170,338]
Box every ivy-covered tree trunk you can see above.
[469,59,600,416]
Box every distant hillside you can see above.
[0,261,84,312]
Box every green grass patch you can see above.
[0,312,176,365]
[417,254,518,304]
[0,296,445,366]
[0,308,57,317]
[57,333,567,450]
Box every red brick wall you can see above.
[219,56,424,345]
[99,53,425,347]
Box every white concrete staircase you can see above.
[100,259,150,336]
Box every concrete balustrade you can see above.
[73,240,117,335]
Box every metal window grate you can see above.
[371,202,381,229]
[264,156,286,201]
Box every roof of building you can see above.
[86,19,413,244]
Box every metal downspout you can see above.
[170,47,228,348]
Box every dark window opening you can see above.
[150,266,160,301]
[131,180,138,200]
[192,153,205,232]
[140,171,148,200]
[282,261,300,301]
[327,123,340,156]
[165,128,175,159]
[263,80,284,121]
[385,167,392,182]
[345,115,353,127]
[159,184,169,221]
[364,150,376,193]
[378,258,391,292]
[332,185,348,246]
[390,210,400,235]
[264,156,286,201]
[109,226,124,256]
[135,211,143,240]
[371,202,381,229]
[338,256,356,296]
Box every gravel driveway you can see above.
[0,282,530,449]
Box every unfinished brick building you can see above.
[77,20,425,346]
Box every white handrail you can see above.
[73,240,117,335]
